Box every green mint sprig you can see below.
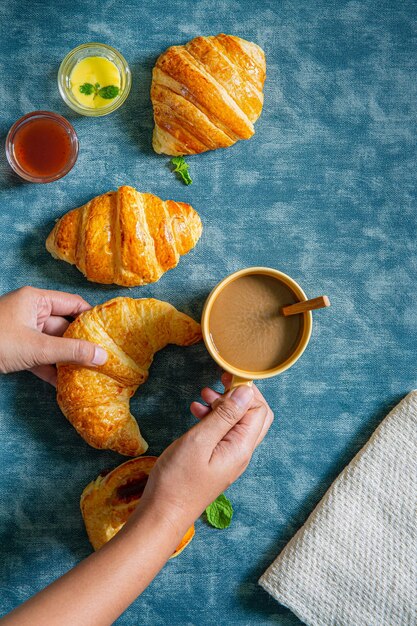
[79,82,120,100]
[171,156,193,185]
[205,493,233,529]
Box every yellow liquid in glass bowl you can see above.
[70,56,121,109]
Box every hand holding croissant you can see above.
[0,286,107,386]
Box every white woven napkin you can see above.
[259,391,417,626]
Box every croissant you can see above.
[81,457,195,555]
[46,185,202,287]
[151,33,266,156]
[56,297,202,456]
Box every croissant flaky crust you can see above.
[46,185,202,287]
[56,297,202,456]
[151,33,266,156]
[81,456,195,556]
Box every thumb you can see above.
[35,334,108,367]
[197,385,254,444]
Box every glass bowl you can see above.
[58,42,132,117]
[5,111,79,183]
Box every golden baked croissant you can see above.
[151,33,266,155]
[46,185,202,287]
[56,297,201,456]
[81,457,195,555]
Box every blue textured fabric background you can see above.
[0,1,416,624]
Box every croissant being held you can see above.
[56,297,202,456]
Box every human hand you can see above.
[0,286,107,386]
[0,374,273,626]
[138,373,274,533]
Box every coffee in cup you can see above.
[202,267,313,387]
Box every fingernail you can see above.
[231,385,253,408]
[92,346,108,366]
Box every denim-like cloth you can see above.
[0,1,416,625]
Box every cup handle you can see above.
[230,375,253,390]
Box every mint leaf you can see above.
[205,494,233,529]
[171,156,193,185]
[79,82,95,95]
[98,85,120,99]
[78,82,119,101]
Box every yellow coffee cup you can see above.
[201,267,313,389]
